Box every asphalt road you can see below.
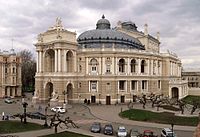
[0,95,194,137]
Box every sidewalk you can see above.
[87,104,196,132]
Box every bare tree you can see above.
[18,50,36,93]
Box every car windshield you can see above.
[119,128,126,132]
[105,126,112,130]
[144,132,153,135]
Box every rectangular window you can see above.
[90,81,97,92]
[91,66,96,72]
[131,80,137,90]
[106,64,111,73]
[142,80,147,90]
[158,80,161,89]
[119,80,125,90]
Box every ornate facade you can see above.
[34,16,188,104]
[0,49,22,98]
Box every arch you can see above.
[44,49,55,72]
[171,87,179,99]
[66,50,74,72]
[141,60,146,73]
[66,83,73,103]
[130,59,136,73]
[119,58,125,73]
[45,82,53,100]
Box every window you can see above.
[158,80,161,89]
[130,59,136,73]
[90,81,97,92]
[141,60,146,73]
[79,65,82,72]
[131,80,137,90]
[92,66,96,71]
[142,80,147,90]
[13,67,15,73]
[119,59,125,73]
[5,68,8,73]
[119,80,125,90]
[106,64,111,73]
[78,83,81,88]
[90,58,98,73]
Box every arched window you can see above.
[90,58,98,73]
[141,60,146,73]
[119,59,125,73]
[130,59,136,73]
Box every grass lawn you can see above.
[0,120,46,134]
[182,95,200,104]
[41,131,92,137]
[119,109,198,126]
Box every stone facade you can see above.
[0,49,22,98]
[34,16,188,104]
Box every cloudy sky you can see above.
[0,0,199,68]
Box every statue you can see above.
[51,91,58,101]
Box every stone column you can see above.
[55,49,58,72]
[36,51,39,73]
[74,51,77,72]
[39,51,42,73]
[138,58,141,74]
[58,49,61,72]
[63,50,67,72]
[147,59,150,75]
[86,57,88,74]
[127,58,130,75]
[115,57,118,75]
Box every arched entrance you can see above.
[44,49,55,72]
[66,51,74,72]
[67,83,73,103]
[45,82,53,100]
[171,87,179,99]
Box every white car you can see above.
[161,128,176,137]
[117,126,128,137]
[51,106,66,113]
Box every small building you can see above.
[34,16,188,104]
[0,49,22,98]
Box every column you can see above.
[86,57,88,74]
[127,58,130,74]
[63,50,67,72]
[55,49,58,72]
[99,57,102,74]
[138,58,141,74]
[74,51,77,73]
[36,51,39,73]
[115,57,118,75]
[39,51,42,72]
[58,49,61,72]
[147,59,150,75]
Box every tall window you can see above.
[158,80,161,89]
[142,80,147,90]
[90,58,98,73]
[106,64,111,73]
[90,81,97,92]
[119,59,125,73]
[119,80,125,91]
[141,60,146,73]
[131,80,137,90]
[130,59,136,73]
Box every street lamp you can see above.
[99,93,101,104]
[44,106,48,127]
[171,123,174,137]
[117,93,118,104]
[63,90,66,104]
[22,102,28,124]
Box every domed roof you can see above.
[96,15,111,29]
[77,16,145,50]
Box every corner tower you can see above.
[34,18,78,103]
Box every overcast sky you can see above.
[0,0,199,68]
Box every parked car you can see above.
[142,130,158,137]
[4,98,14,104]
[161,128,176,137]
[117,126,128,137]
[27,112,46,120]
[90,122,101,133]
[104,124,114,135]
[130,129,141,137]
[51,106,66,113]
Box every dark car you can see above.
[104,124,113,135]
[27,112,46,120]
[90,122,101,133]
[142,130,158,137]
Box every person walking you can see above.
[2,112,5,120]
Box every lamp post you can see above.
[22,102,28,124]
[171,123,174,137]
[117,93,118,104]
[99,93,101,104]
[44,106,48,127]
[63,90,66,104]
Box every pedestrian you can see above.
[2,112,5,120]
